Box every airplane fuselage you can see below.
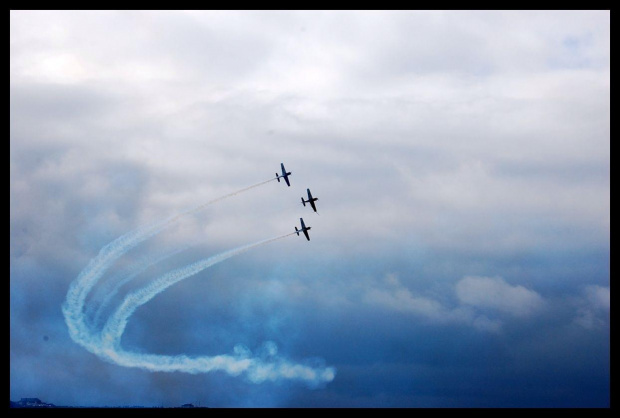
[295,218,311,241]
[276,163,291,186]
[301,188,318,212]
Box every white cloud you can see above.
[364,286,448,321]
[471,315,502,333]
[9,10,610,407]
[584,285,610,312]
[363,274,507,332]
[455,276,544,317]
[10,11,609,256]
[10,10,609,286]
[574,285,609,330]
[361,274,547,331]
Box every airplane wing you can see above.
[281,163,291,186]
[306,189,317,212]
[299,218,310,240]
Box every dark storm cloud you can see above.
[266,272,608,407]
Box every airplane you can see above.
[301,188,319,213]
[276,163,291,187]
[295,217,311,241]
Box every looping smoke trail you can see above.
[94,232,337,383]
[102,232,297,346]
[63,178,276,341]
[88,242,197,328]
[62,179,336,386]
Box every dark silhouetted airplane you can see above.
[301,188,319,213]
[295,218,311,241]
[276,163,291,186]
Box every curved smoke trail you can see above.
[101,233,296,347]
[87,242,197,328]
[64,179,276,346]
[62,179,336,385]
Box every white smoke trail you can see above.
[63,178,275,346]
[62,179,336,385]
[166,177,277,224]
[62,223,169,348]
[88,242,196,328]
[95,343,335,385]
[101,233,296,345]
[95,232,335,383]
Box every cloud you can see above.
[363,273,513,332]
[361,273,548,332]
[574,285,609,330]
[10,10,609,407]
[455,276,544,317]
[10,10,610,259]
[365,286,448,320]
[584,285,610,311]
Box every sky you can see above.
[10,10,609,408]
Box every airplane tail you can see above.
[301,198,306,206]
[276,174,280,182]
[295,226,300,236]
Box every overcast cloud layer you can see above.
[10,10,609,407]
